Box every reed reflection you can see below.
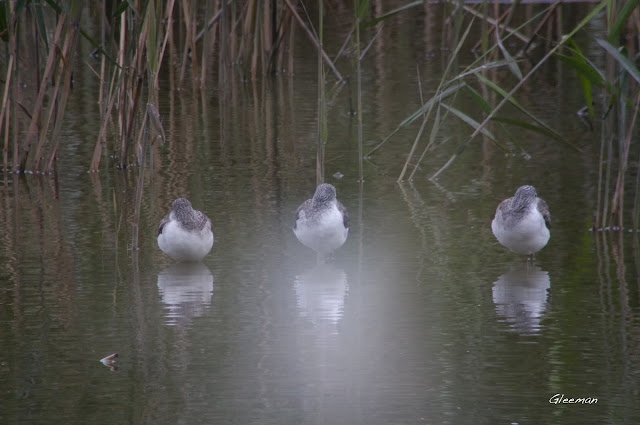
[492,264,550,335]
[157,263,214,326]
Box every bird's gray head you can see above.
[512,185,538,207]
[172,198,193,212]
[312,183,337,206]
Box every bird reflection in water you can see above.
[157,263,214,326]
[294,263,348,331]
[492,264,550,335]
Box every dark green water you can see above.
[1,3,639,425]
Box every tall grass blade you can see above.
[607,0,640,44]
[596,39,640,85]
[555,52,605,86]
[396,12,477,179]
[33,1,49,52]
[146,103,165,144]
[364,1,420,28]
[283,0,342,81]
[491,117,573,146]
[355,0,365,182]
[405,103,437,181]
[18,13,67,172]
[366,82,466,157]
[430,0,607,179]
[495,31,522,80]
[440,103,508,151]
[464,84,522,150]
[474,72,580,150]
[317,0,326,183]
[555,48,602,119]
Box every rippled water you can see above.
[1,3,639,425]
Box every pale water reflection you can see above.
[157,263,214,326]
[492,263,551,335]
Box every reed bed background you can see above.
[0,0,638,231]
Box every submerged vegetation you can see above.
[0,0,638,229]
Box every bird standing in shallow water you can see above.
[294,183,349,256]
[491,185,551,259]
[158,198,214,262]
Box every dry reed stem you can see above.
[18,14,67,171]
[119,7,151,168]
[200,0,213,89]
[33,14,81,171]
[241,0,256,62]
[117,15,127,154]
[188,0,200,83]
[195,2,227,43]
[178,0,196,87]
[120,75,144,168]
[316,0,325,184]
[11,97,18,172]
[31,66,63,170]
[0,55,14,145]
[431,1,606,180]
[251,10,260,79]
[355,12,363,182]
[263,0,273,60]
[3,103,9,170]
[45,60,74,173]
[521,0,561,53]
[155,0,176,90]
[272,8,292,74]
[45,18,81,174]
[451,0,529,43]
[611,91,640,228]
[282,0,342,81]
[90,82,119,171]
